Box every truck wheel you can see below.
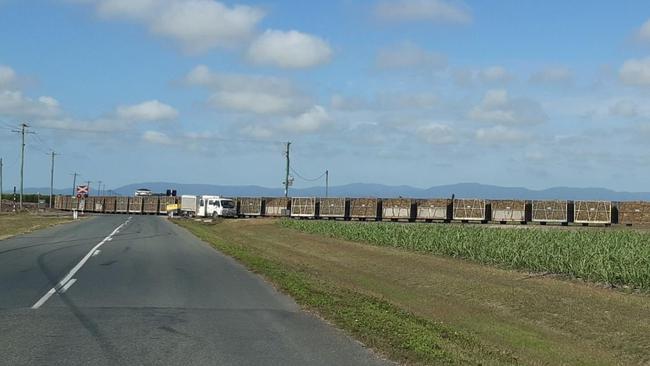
[212,212,218,219]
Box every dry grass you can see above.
[0,213,73,240]
[178,218,650,365]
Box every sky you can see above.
[2,0,650,193]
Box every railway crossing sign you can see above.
[76,185,89,198]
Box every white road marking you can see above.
[60,278,77,293]
[31,217,132,309]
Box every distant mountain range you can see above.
[20,182,650,201]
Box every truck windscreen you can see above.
[221,200,235,209]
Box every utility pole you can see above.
[325,169,329,198]
[284,141,291,198]
[86,181,92,196]
[97,180,103,196]
[71,172,79,196]
[49,151,58,208]
[0,158,3,212]
[12,123,33,210]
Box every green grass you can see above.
[178,220,517,365]
[280,220,650,291]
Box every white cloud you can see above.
[0,90,61,118]
[116,100,178,121]
[247,30,332,68]
[142,130,175,145]
[416,123,455,145]
[378,92,439,109]
[475,125,529,144]
[530,66,573,85]
[479,66,512,83]
[0,65,17,88]
[619,57,650,86]
[81,0,265,53]
[637,19,650,43]
[376,42,446,70]
[240,125,275,139]
[281,105,331,133]
[184,65,310,115]
[609,99,638,118]
[331,94,369,111]
[469,89,546,125]
[374,0,472,24]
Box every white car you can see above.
[134,188,153,197]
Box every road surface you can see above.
[0,215,390,366]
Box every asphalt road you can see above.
[0,215,391,366]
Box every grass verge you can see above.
[175,219,650,365]
[280,219,650,291]
[176,219,517,365]
[0,213,73,240]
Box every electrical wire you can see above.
[290,167,327,182]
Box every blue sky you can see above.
[2,0,650,193]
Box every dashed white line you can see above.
[31,217,132,309]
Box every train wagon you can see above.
[143,196,159,214]
[319,197,346,218]
[239,197,263,217]
[415,199,450,221]
[158,196,177,215]
[129,197,143,214]
[349,198,379,220]
[574,201,611,225]
[116,197,129,213]
[291,197,316,218]
[104,196,117,213]
[532,200,568,224]
[490,200,527,223]
[453,199,487,221]
[618,201,650,226]
[85,197,95,212]
[265,197,290,217]
[382,198,411,220]
[93,197,105,213]
[54,196,62,210]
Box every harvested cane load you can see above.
[129,196,143,213]
[319,198,345,217]
[85,197,95,212]
[93,197,105,212]
[291,197,316,217]
[382,198,411,219]
[265,197,289,216]
[453,199,486,220]
[416,199,450,220]
[239,197,262,216]
[158,196,177,214]
[350,198,378,218]
[143,196,159,214]
[532,200,568,222]
[104,196,117,213]
[618,201,650,225]
[115,197,128,212]
[574,201,611,224]
[490,200,526,222]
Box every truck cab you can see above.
[197,196,237,218]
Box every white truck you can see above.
[180,195,237,218]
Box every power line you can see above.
[290,167,327,182]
